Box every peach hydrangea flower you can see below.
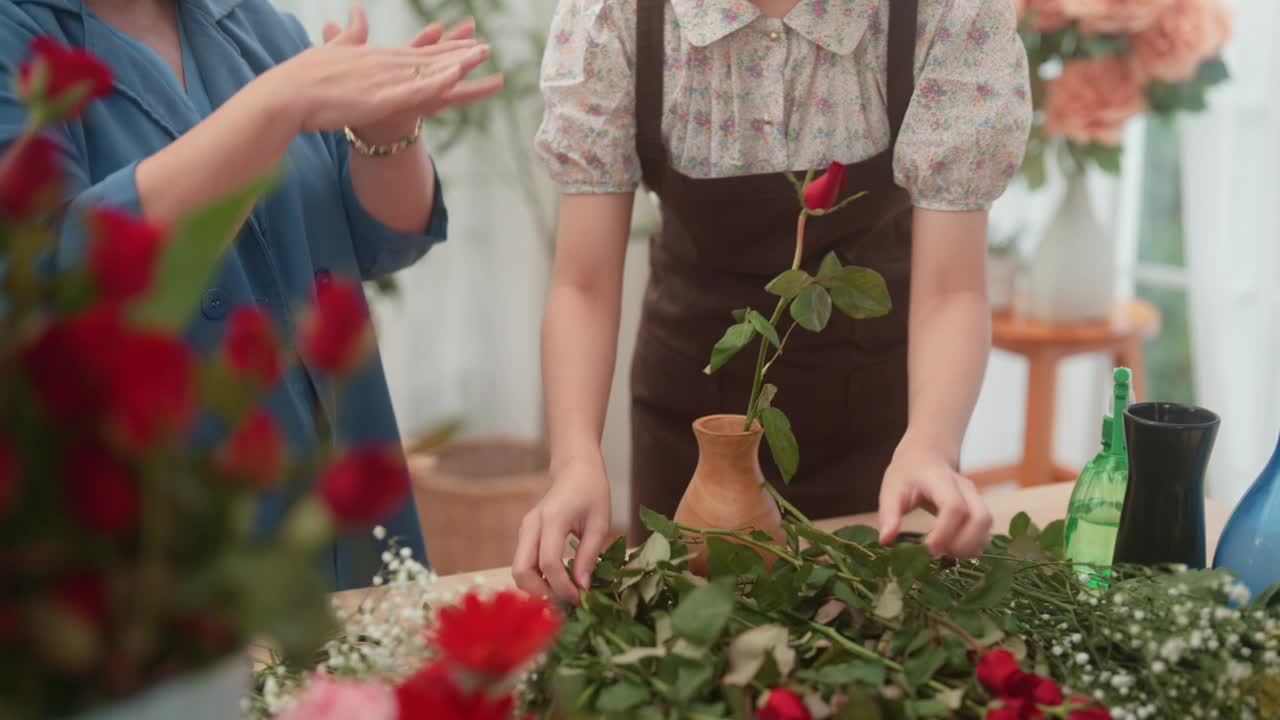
[1043,56,1148,146]
[1061,0,1176,34]
[1130,0,1232,83]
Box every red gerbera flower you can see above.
[395,661,518,720]
[431,590,561,678]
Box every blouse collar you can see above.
[670,0,875,56]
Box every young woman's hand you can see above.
[512,456,613,603]
[878,441,992,557]
[258,7,497,138]
[319,9,504,143]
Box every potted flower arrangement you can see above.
[0,38,413,719]
[1014,0,1231,322]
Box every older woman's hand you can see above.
[320,9,503,144]
[262,7,501,140]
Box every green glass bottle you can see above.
[1064,367,1132,583]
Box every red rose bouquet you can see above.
[0,38,408,718]
[1017,0,1232,185]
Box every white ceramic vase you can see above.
[67,655,248,720]
[1026,172,1115,323]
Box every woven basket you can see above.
[410,437,551,576]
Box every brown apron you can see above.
[628,0,919,544]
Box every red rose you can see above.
[65,440,138,537]
[976,649,1023,696]
[100,328,196,451]
[0,134,61,219]
[217,410,285,490]
[432,590,561,678]
[985,698,1033,720]
[22,308,125,423]
[760,688,811,720]
[318,445,408,528]
[300,278,372,376]
[87,207,167,303]
[395,661,516,720]
[801,161,847,212]
[18,36,113,119]
[223,307,283,386]
[0,436,16,517]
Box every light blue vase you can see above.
[66,655,247,720]
[1213,431,1280,600]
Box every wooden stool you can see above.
[969,300,1162,488]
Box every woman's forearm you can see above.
[346,117,437,234]
[901,208,992,467]
[135,73,297,224]
[542,194,633,469]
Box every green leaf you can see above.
[790,284,832,332]
[804,659,886,688]
[672,579,735,646]
[903,644,948,689]
[707,537,766,580]
[640,507,679,540]
[839,688,884,720]
[1009,512,1032,538]
[610,646,667,665]
[959,559,1014,609]
[1254,582,1280,609]
[873,580,904,621]
[818,251,843,279]
[596,681,650,712]
[131,173,276,330]
[766,269,812,299]
[760,407,799,484]
[706,321,756,374]
[675,664,716,703]
[890,544,931,583]
[827,267,892,319]
[1091,143,1122,174]
[626,532,671,572]
[1039,519,1066,558]
[1196,57,1230,85]
[757,384,779,410]
[834,525,880,547]
[747,310,782,348]
[905,698,950,719]
[732,308,748,323]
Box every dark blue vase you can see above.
[1213,430,1280,599]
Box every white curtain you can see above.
[1181,0,1280,505]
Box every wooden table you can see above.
[332,482,1229,609]
[970,301,1162,489]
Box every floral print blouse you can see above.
[534,0,1032,211]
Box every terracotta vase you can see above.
[410,437,552,576]
[675,415,786,576]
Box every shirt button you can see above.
[201,288,228,321]
[768,31,781,41]
[762,118,775,126]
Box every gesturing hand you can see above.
[321,8,504,143]
[270,6,503,138]
[878,442,992,558]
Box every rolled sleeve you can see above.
[534,0,641,194]
[338,148,448,281]
[894,0,1032,212]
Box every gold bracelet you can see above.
[344,118,423,158]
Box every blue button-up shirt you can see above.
[0,0,442,589]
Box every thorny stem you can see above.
[744,212,810,431]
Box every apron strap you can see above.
[886,0,919,143]
[635,0,666,192]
